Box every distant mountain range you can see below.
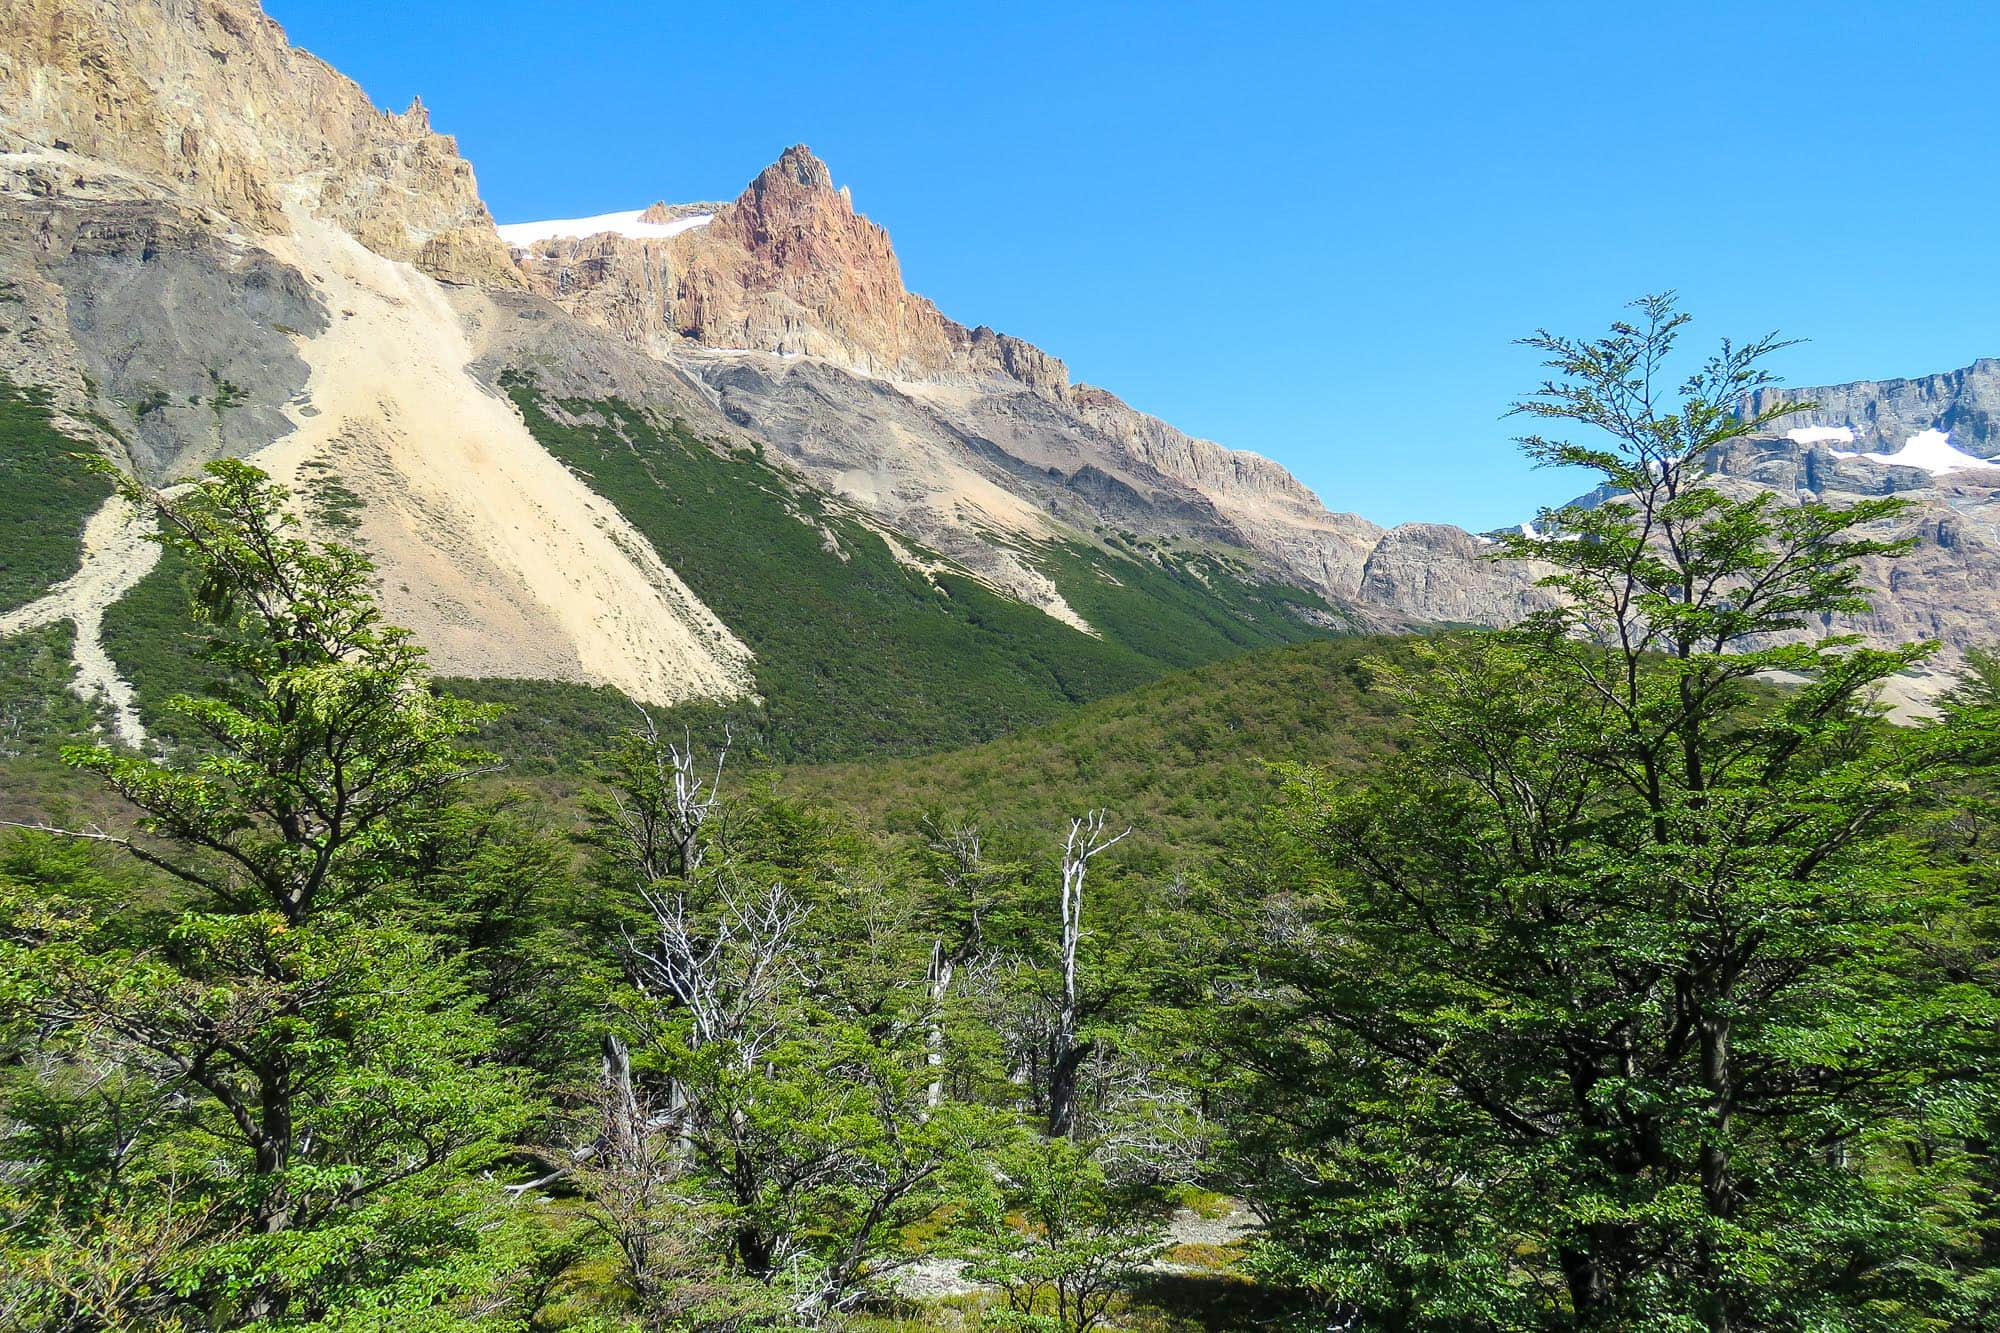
[0,0,1994,757]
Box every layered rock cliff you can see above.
[1708,364,2000,654]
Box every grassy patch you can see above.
[296,459,367,532]
[0,376,114,613]
[0,621,108,764]
[97,545,225,745]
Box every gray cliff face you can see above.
[1746,359,2000,461]
[0,188,327,479]
[1538,359,2000,662]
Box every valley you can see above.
[1,3,1997,1331]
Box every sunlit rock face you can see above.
[501,145,1550,628]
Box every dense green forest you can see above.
[3,301,1998,1332]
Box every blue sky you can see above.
[267,0,2000,530]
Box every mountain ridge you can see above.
[4,0,1998,758]
[499,140,1551,631]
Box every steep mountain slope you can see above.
[0,0,754,712]
[502,144,1548,629]
[37,0,1996,765]
[0,0,1556,762]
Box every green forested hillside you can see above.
[501,378,1341,762]
[785,636,1416,864]
[69,382,1347,770]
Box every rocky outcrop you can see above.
[1746,358,2000,459]
[1066,384,1333,520]
[0,0,518,286]
[1712,365,2000,655]
[1541,362,2000,661]
[0,0,1592,704]
[0,0,762,708]
[511,145,982,378]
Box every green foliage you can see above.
[580,751,1010,1319]
[436,674,733,776]
[956,1137,1165,1333]
[1,462,535,1329]
[0,374,115,613]
[6,311,1998,1332]
[71,461,503,922]
[99,541,230,741]
[1228,297,2000,1331]
[0,620,108,761]
[502,376,1334,763]
[788,636,1413,868]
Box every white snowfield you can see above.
[1785,425,1858,446]
[1830,427,1999,476]
[495,210,713,245]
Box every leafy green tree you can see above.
[570,747,1003,1322]
[399,793,616,1081]
[1228,297,1997,1330]
[1,462,531,1328]
[956,1136,1164,1333]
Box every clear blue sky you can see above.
[267,0,2000,530]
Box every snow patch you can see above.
[690,345,805,360]
[1785,424,1857,446]
[497,210,713,245]
[1830,428,1998,476]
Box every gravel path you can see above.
[883,1197,1260,1300]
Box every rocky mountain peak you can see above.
[1744,356,2000,465]
[760,143,837,194]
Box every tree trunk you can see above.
[1697,1010,1735,1332]
[924,940,953,1113]
[1047,1039,1094,1139]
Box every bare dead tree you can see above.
[594,714,730,886]
[578,1048,682,1311]
[1047,812,1128,1139]
[583,723,736,1178]
[628,881,809,1063]
[500,1024,664,1192]
[920,819,1008,1113]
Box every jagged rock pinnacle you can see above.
[768,143,834,191]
